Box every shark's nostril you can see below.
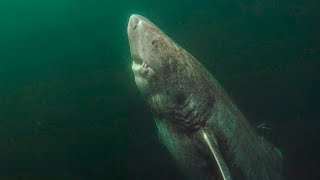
[133,25,137,30]
[129,14,140,31]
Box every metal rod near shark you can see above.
[127,14,283,180]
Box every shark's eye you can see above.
[151,39,159,48]
[175,92,186,105]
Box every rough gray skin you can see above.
[128,14,283,180]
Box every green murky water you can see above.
[0,0,319,179]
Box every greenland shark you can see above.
[127,14,283,180]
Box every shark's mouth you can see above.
[132,56,156,79]
[142,61,149,69]
[132,54,150,69]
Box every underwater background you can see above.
[0,0,319,179]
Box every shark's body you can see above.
[127,14,283,180]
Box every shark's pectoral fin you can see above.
[201,129,232,180]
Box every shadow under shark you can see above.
[127,14,283,180]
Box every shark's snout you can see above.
[128,14,156,34]
[127,14,154,65]
[128,14,140,33]
[128,14,142,65]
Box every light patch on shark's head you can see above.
[128,14,215,132]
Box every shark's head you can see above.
[128,14,215,132]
